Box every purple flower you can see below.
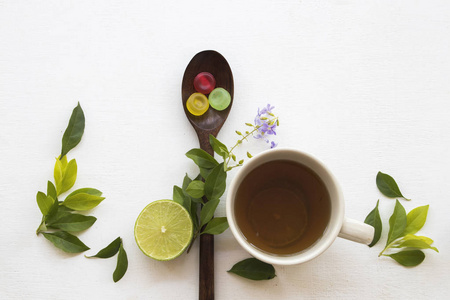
[254,104,278,145]
[270,141,278,148]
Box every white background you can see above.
[1,0,449,299]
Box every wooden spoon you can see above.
[182,50,234,300]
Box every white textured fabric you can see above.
[1,1,449,299]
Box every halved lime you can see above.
[134,200,193,261]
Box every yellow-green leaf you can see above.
[60,159,77,194]
[36,191,55,216]
[62,192,105,211]
[403,205,429,236]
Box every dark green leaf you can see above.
[364,200,382,247]
[113,242,128,282]
[86,237,122,258]
[386,200,407,246]
[376,171,409,200]
[200,199,220,227]
[228,258,276,280]
[36,191,54,216]
[186,180,205,198]
[62,193,105,211]
[387,250,425,267]
[47,181,57,200]
[42,231,89,253]
[67,188,103,198]
[204,163,227,201]
[173,185,185,205]
[199,167,214,179]
[49,214,96,232]
[202,217,229,235]
[45,198,62,223]
[61,102,85,159]
[190,201,200,231]
[185,149,218,169]
[209,134,229,159]
[403,205,429,236]
[182,174,193,190]
[182,192,192,217]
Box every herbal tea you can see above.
[234,160,331,255]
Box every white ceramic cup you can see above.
[226,148,374,265]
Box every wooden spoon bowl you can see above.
[182,50,234,153]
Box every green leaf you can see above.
[364,200,382,247]
[386,200,407,246]
[173,185,185,205]
[49,214,97,232]
[190,201,200,231]
[209,134,229,159]
[403,205,429,236]
[387,250,425,267]
[376,171,409,200]
[113,242,128,282]
[201,217,229,235]
[62,193,105,211]
[47,181,57,200]
[199,167,214,180]
[186,149,218,169]
[401,234,434,245]
[186,180,205,198]
[54,157,65,195]
[67,188,103,198]
[42,231,90,253]
[182,173,193,190]
[228,258,276,280]
[45,197,62,223]
[60,159,77,195]
[61,102,85,159]
[204,163,227,201]
[36,191,55,216]
[395,237,438,252]
[200,199,220,227]
[86,237,122,258]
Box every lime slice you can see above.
[134,200,193,261]
[208,88,231,111]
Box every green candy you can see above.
[208,88,231,111]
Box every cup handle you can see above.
[338,217,374,245]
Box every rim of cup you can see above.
[226,148,345,265]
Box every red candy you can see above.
[194,72,216,94]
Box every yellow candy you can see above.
[186,93,209,116]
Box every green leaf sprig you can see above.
[366,173,438,267]
[36,103,104,254]
[86,237,128,282]
[169,105,279,280]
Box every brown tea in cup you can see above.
[234,160,331,255]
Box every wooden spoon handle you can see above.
[198,130,215,300]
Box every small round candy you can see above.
[186,93,209,116]
[208,88,231,111]
[194,72,216,94]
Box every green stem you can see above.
[36,216,47,235]
[379,239,401,257]
[186,230,200,254]
[225,117,278,169]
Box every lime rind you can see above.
[134,200,193,261]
